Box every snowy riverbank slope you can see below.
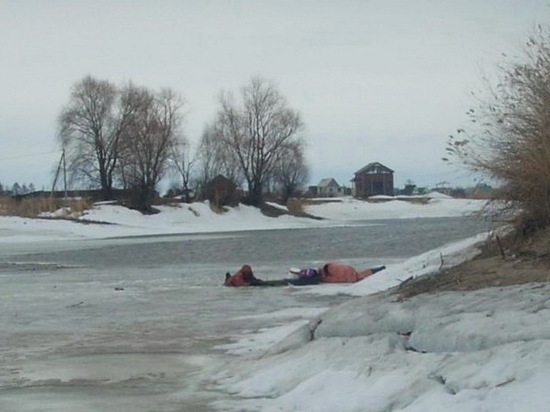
[210,283,550,412]
[203,222,550,411]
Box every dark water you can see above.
[4,216,491,270]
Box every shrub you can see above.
[286,198,305,214]
[446,26,550,231]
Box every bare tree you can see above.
[196,124,217,188]
[169,134,196,203]
[446,26,550,230]
[119,85,185,210]
[272,141,309,203]
[195,122,242,195]
[212,77,304,206]
[58,75,135,200]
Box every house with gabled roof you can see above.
[317,178,343,197]
[351,162,394,198]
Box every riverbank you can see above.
[0,196,487,243]
[207,225,550,412]
[394,225,550,299]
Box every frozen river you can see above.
[0,216,490,411]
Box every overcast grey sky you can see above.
[1,0,549,191]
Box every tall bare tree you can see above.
[119,85,184,210]
[272,141,310,203]
[169,134,196,203]
[195,122,242,192]
[58,75,135,199]
[212,77,304,206]
[446,26,550,230]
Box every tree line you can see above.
[0,182,37,196]
[58,75,309,210]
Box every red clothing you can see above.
[320,262,374,283]
[225,271,247,286]
[224,265,258,287]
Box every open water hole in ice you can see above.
[0,216,490,411]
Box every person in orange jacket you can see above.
[224,264,262,286]
[318,262,385,283]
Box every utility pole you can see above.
[51,149,68,199]
[62,148,67,199]
[52,152,62,195]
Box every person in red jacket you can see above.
[224,265,262,286]
[318,262,385,283]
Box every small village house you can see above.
[352,162,394,198]
[317,178,344,197]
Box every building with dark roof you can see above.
[351,162,394,198]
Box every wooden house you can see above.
[352,162,394,198]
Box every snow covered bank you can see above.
[211,283,550,411]
[0,197,488,244]
[306,196,486,221]
[0,203,316,243]
[194,211,549,412]
[299,231,492,297]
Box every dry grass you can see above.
[0,196,92,218]
[366,196,430,205]
[286,198,305,214]
[208,201,227,214]
[397,197,430,205]
[301,198,342,205]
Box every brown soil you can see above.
[393,227,550,300]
